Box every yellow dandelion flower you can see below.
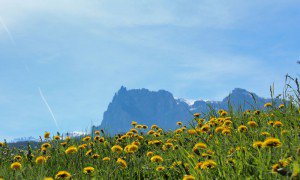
[117,158,127,169]
[82,136,91,142]
[273,121,283,127]
[220,111,228,117]
[156,165,165,171]
[55,171,71,179]
[221,129,231,135]
[272,164,280,173]
[78,144,87,150]
[183,175,195,180]
[247,121,258,127]
[35,156,46,165]
[44,132,50,139]
[194,142,207,149]
[60,142,67,147]
[94,131,100,135]
[252,141,263,148]
[102,157,110,161]
[238,125,248,132]
[215,126,224,133]
[200,124,210,133]
[223,120,232,126]
[150,155,163,163]
[151,124,158,129]
[146,151,154,157]
[263,138,282,148]
[147,130,155,135]
[260,132,271,136]
[264,102,272,108]
[44,177,54,180]
[91,154,100,159]
[10,162,22,170]
[53,135,60,140]
[187,129,197,135]
[111,145,123,154]
[278,104,284,109]
[135,125,143,129]
[13,155,22,161]
[194,113,200,117]
[83,166,94,175]
[253,110,260,115]
[124,144,138,154]
[65,146,78,154]
[65,136,71,141]
[268,121,274,125]
[131,121,137,126]
[201,160,217,169]
[42,143,51,149]
[281,130,288,135]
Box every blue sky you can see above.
[0,0,299,140]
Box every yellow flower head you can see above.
[263,138,282,148]
[53,135,60,140]
[273,121,283,127]
[264,102,272,108]
[117,158,127,169]
[201,160,217,169]
[42,143,52,149]
[82,136,91,142]
[221,129,231,135]
[238,125,248,132]
[260,132,271,136]
[252,141,263,148]
[13,155,22,161]
[111,145,123,154]
[65,146,78,154]
[131,121,137,126]
[146,151,154,157]
[177,121,183,126]
[215,126,224,133]
[102,157,110,161]
[94,131,100,135]
[150,155,163,163]
[194,113,200,117]
[10,162,22,170]
[247,121,258,127]
[194,142,207,149]
[183,175,196,180]
[55,171,71,179]
[44,132,50,139]
[156,165,165,171]
[91,154,100,159]
[83,166,95,175]
[151,125,158,129]
[187,129,197,135]
[36,156,46,165]
[124,144,138,154]
[278,104,284,109]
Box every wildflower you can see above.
[238,125,248,132]
[222,129,231,135]
[150,155,163,163]
[78,144,87,150]
[44,177,54,180]
[111,145,123,154]
[278,104,284,109]
[220,111,228,117]
[117,158,127,169]
[224,120,232,126]
[247,121,258,127]
[252,141,263,148]
[177,121,183,126]
[260,132,271,136]
[183,175,196,180]
[264,102,272,108]
[124,144,138,154]
[187,129,197,135]
[142,125,148,129]
[272,164,280,173]
[83,166,95,175]
[55,171,71,179]
[156,165,165,171]
[53,135,60,140]
[194,113,200,117]
[253,110,260,115]
[14,155,22,161]
[147,130,155,135]
[36,156,46,165]
[102,157,110,161]
[151,125,158,129]
[60,142,67,147]
[65,136,70,141]
[94,131,100,135]
[146,151,153,157]
[65,146,78,154]
[136,125,143,129]
[194,142,207,149]
[273,121,283,127]
[263,138,282,148]
[201,160,217,169]
[42,143,51,149]
[131,121,137,126]
[82,136,91,142]
[268,121,274,126]
[44,132,50,139]
[200,124,210,133]
[10,162,22,170]
[215,126,224,133]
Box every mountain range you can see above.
[97,86,277,134]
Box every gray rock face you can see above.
[97,87,275,134]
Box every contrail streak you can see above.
[38,87,60,131]
[0,16,16,46]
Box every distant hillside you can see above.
[97,86,277,134]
